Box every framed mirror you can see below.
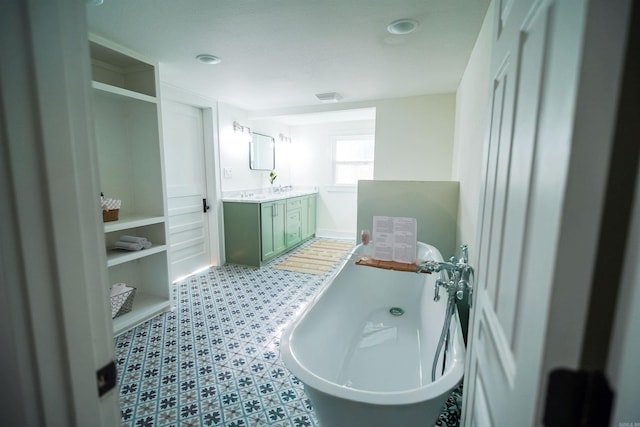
[249,132,275,170]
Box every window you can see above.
[333,135,375,185]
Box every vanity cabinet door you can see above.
[273,201,286,254]
[304,194,317,239]
[300,197,310,239]
[260,203,275,260]
[261,201,286,260]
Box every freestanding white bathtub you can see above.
[280,242,465,427]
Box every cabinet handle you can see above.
[202,198,210,213]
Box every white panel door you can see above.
[163,100,211,281]
[462,0,596,424]
[2,0,121,424]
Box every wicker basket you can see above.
[111,286,136,319]
[102,209,119,223]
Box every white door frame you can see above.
[461,0,633,424]
[160,83,225,268]
[530,0,633,420]
[1,0,120,425]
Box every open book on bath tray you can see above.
[356,216,428,273]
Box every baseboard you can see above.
[316,229,356,241]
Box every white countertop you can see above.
[222,188,318,203]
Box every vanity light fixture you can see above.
[279,133,291,143]
[196,54,222,65]
[387,19,419,35]
[233,121,251,134]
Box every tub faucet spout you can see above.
[415,260,456,274]
[417,244,475,307]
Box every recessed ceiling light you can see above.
[196,54,222,65]
[387,19,419,35]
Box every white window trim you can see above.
[331,133,375,187]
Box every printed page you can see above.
[392,217,417,263]
[372,216,395,261]
[372,216,417,263]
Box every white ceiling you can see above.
[86,0,490,113]
[270,107,376,126]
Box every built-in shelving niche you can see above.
[90,35,171,336]
[89,40,156,97]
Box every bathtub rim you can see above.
[280,242,466,406]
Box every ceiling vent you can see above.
[315,92,343,103]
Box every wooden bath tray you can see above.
[354,255,431,273]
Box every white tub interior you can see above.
[286,242,458,395]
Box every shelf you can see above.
[106,244,168,267]
[92,81,157,104]
[89,37,157,98]
[92,36,169,337]
[104,215,165,233]
[112,292,172,336]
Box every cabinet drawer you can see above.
[286,229,301,246]
[286,211,301,231]
[287,198,302,210]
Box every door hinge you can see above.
[202,198,210,213]
[97,361,117,397]
[543,368,613,427]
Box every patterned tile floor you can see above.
[115,238,462,427]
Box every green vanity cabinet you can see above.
[223,202,262,266]
[261,200,286,260]
[223,193,317,267]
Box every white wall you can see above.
[290,120,376,239]
[222,94,457,240]
[374,94,456,181]
[451,2,494,255]
[286,93,457,239]
[217,102,293,191]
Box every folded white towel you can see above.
[117,235,152,249]
[119,235,148,244]
[114,241,143,251]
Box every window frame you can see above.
[331,133,375,189]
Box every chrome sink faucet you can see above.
[416,244,474,306]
